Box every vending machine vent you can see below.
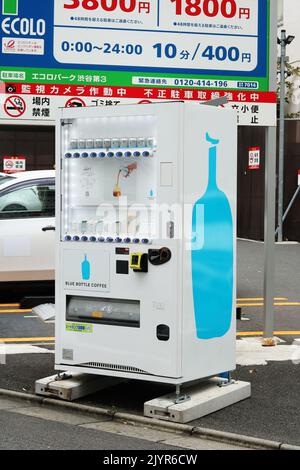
[82,362,149,375]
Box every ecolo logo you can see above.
[1,0,46,37]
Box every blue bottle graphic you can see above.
[81,254,91,281]
[191,133,233,339]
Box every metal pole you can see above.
[275,185,300,236]
[263,126,277,339]
[277,29,286,242]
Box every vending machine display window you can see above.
[61,114,157,243]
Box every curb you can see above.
[0,388,299,450]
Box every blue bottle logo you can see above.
[191,133,233,340]
[81,254,91,281]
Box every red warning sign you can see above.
[248,147,261,170]
[65,97,86,108]
[3,156,26,174]
[4,95,26,118]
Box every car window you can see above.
[0,181,55,219]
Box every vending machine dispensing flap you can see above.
[66,296,140,328]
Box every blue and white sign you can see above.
[0,0,276,126]
[0,0,271,87]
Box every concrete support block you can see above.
[35,372,123,401]
[144,378,251,424]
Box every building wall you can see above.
[237,121,300,242]
[0,125,55,172]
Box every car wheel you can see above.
[2,204,27,212]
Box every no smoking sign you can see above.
[4,96,26,118]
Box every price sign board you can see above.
[0,0,277,124]
[54,0,267,87]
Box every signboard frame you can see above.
[0,0,277,125]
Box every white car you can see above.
[0,170,55,284]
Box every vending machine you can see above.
[55,102,237,385]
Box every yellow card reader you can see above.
[130,253,148,273]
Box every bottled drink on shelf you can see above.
[111,138,120,148]
[129,138,137,148]
[120,138,129,147]
[137,138,146,148]
[103,138,111,149]
[94,139,103,148]
[86,139,94,149]
[147,137,155,147]
[70,139,78,149]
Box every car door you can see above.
[0,178,55,282]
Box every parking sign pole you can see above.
[263,1,277,340]
[263,126,277,339]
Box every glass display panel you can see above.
[61,114,157,243]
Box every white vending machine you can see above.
[55,102,237,386]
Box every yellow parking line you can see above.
[0,309,32,314]
[237,298,288,301]
[0,337,55,343]
[237,302,300,307]
[0,331,299,344]
[0,303,20,307]
[237,331,300,337]
[237,303,263,307]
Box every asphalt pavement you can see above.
[0,240,300,447]
[0,396,247,450]
[237,240,300,339]
[0,409,178,451]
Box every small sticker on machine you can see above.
[66,322,93,333]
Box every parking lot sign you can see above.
[0,1,277,125]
